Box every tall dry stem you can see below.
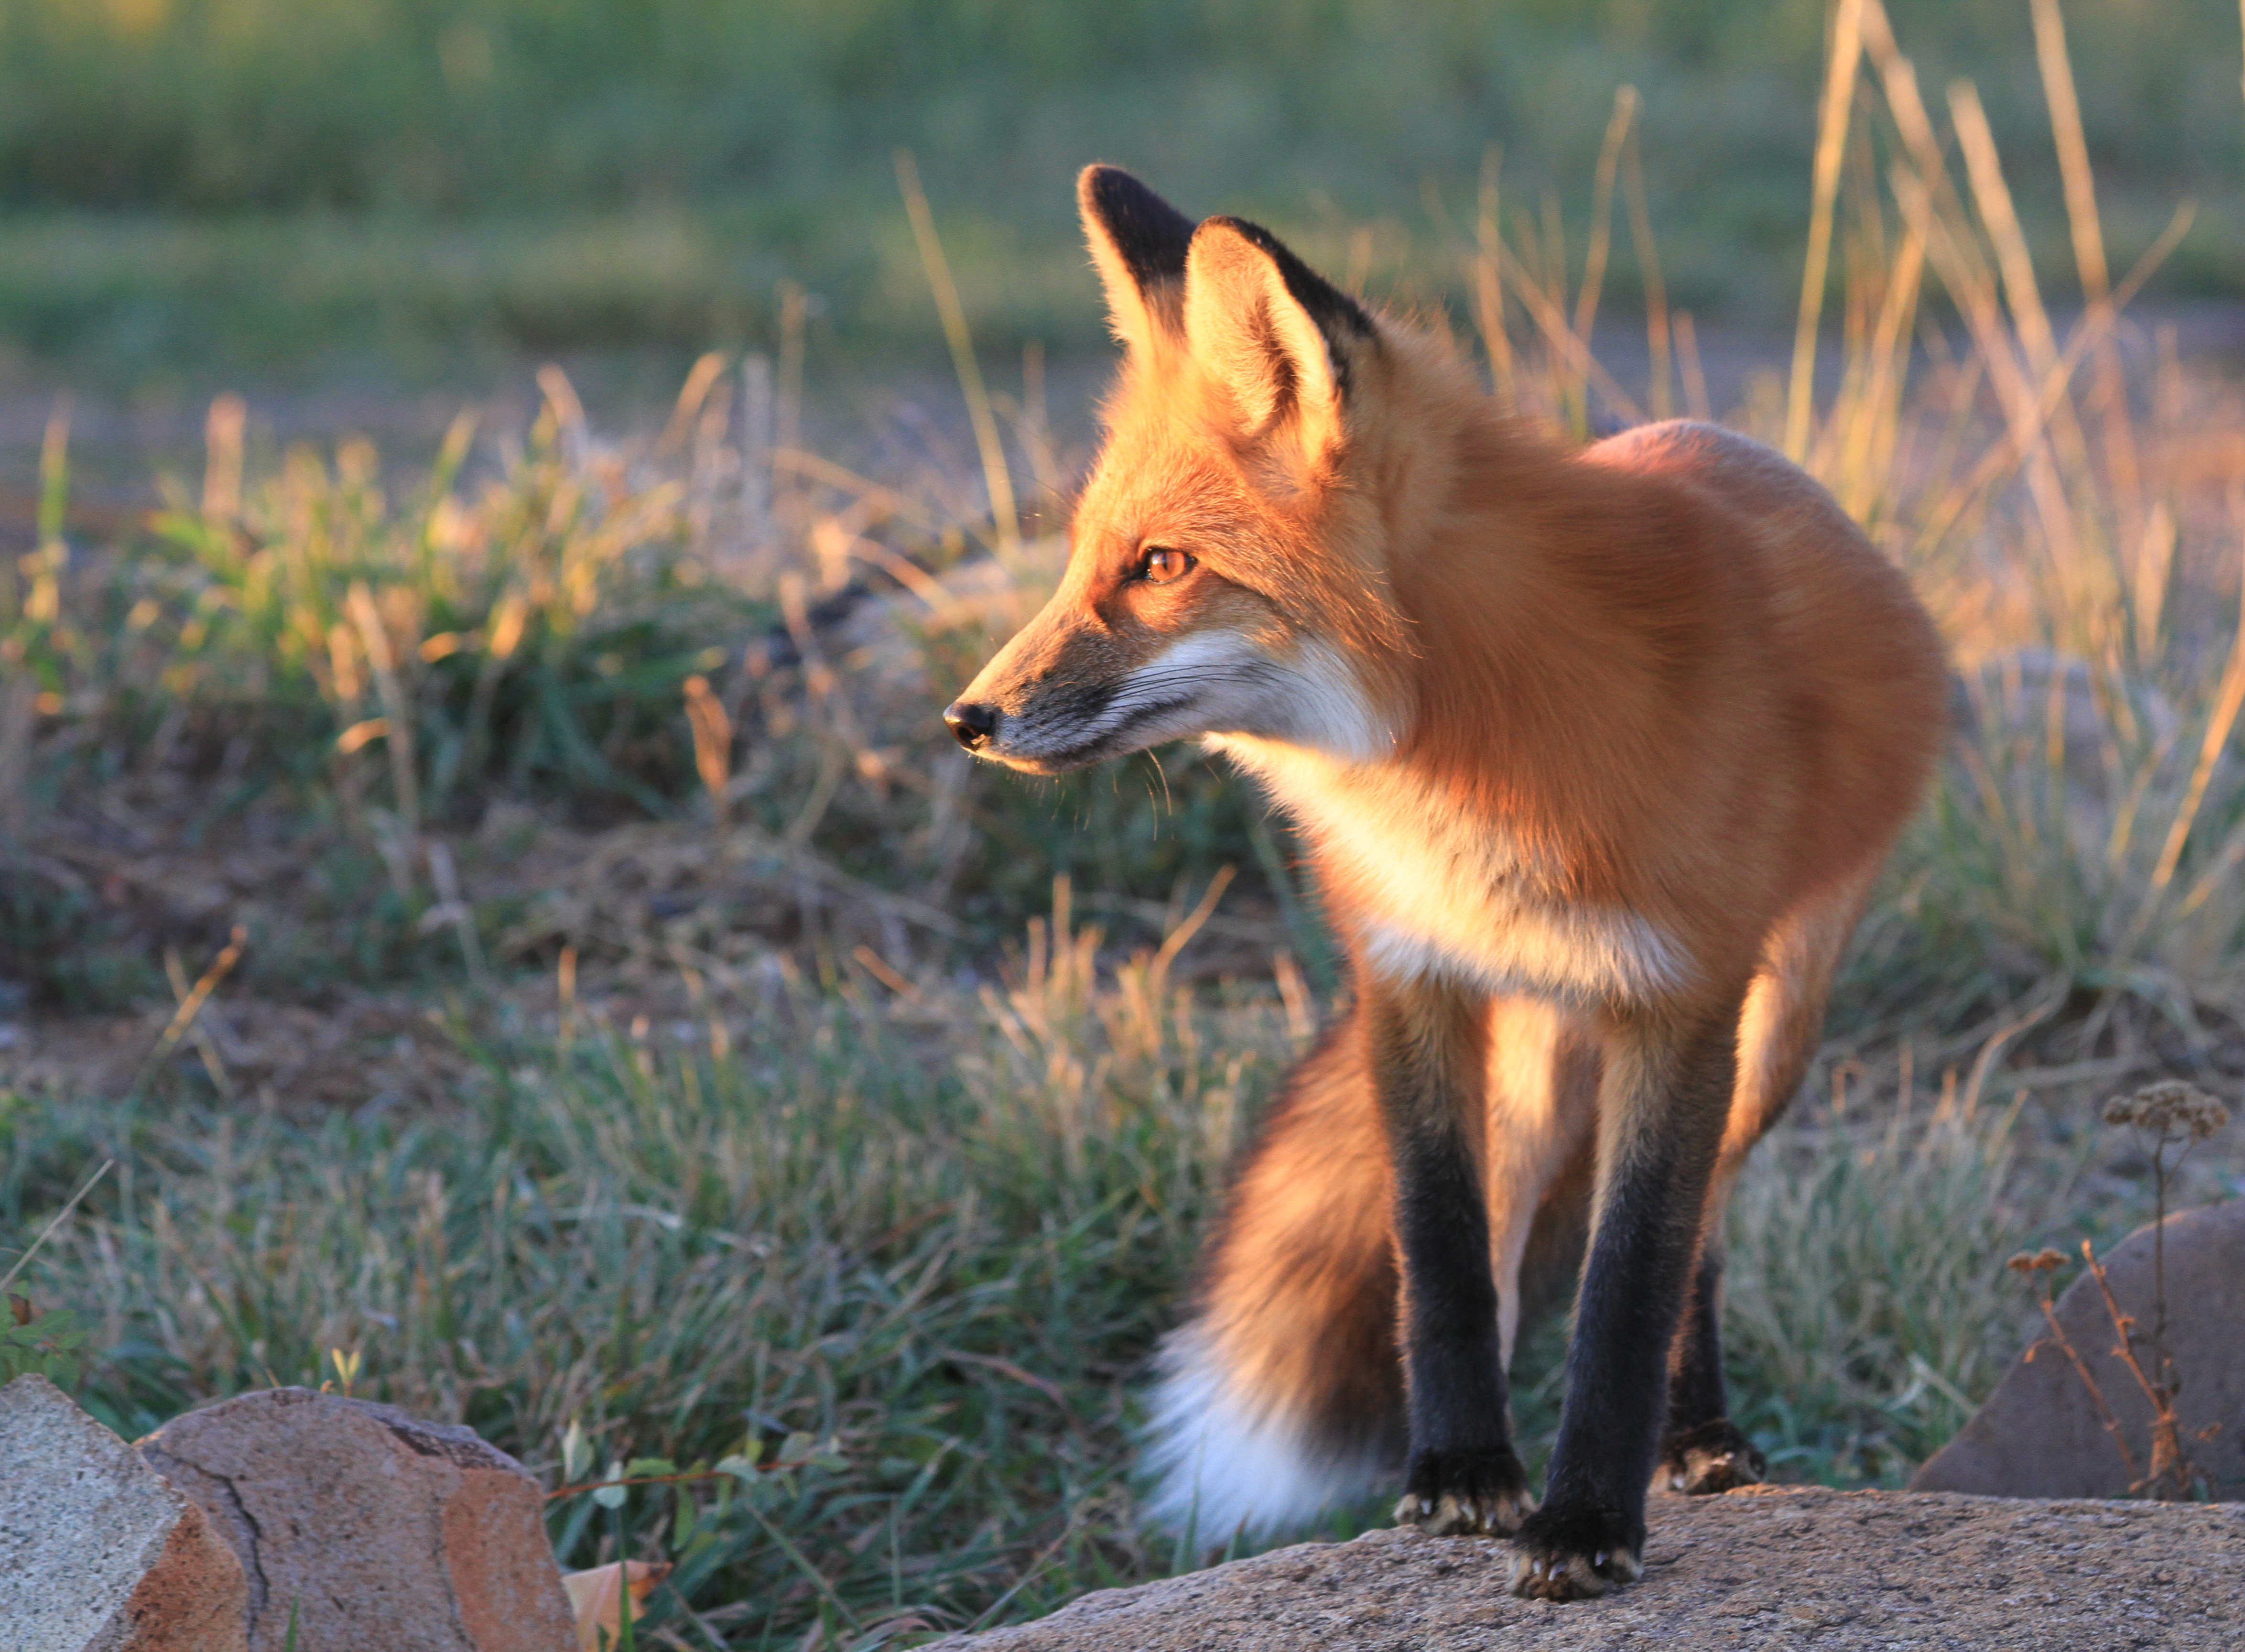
[896,149,1021,562]
[2031,0,2140,520]
[1786,0,1865,461]
[1475,146,1516,403]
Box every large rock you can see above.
[1912,1200,2245,1499]
[139,1387,576,1652]
[0,1373,249,1652]
[934,1488,2245,1650]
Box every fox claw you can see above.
[1509,1504,1643,1600]
[1393,1446,1535,1536]
[1655,1417,1766,1495]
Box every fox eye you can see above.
[1136,546,1195,585]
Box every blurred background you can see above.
[2,0,2240,383]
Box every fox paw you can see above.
[1655,1418,1766,1495]
[1392,1446,1535,1536]
[1508,1503,1644,1600]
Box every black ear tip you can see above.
[1081,165,1179,221]
[1078,163,1130,200]
[1079,164,1196,285]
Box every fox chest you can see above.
[1215,738,1685,1006]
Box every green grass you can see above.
[1,0,2243,374]
[5,923,1300,1640]
[8,7,2245,1644]
[0,917,2136,1642]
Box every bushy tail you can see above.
[1141,1009,1404,1538]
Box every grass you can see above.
[2,0,2245,375]
[7,908,1291,1641]
[7,1,2245,1643]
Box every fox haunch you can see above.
[944,165,1946,1600]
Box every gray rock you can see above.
[139,1387,575,1652]
[0,1373,249,1652]
[1912,1200,2245,1500]
[935,1488,2245,1650]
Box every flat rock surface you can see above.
[939,1488,2245,1650]
[140,1386,575,1652]
[0,1373,248,1652]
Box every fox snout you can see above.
[942,626,1162,775]
[942,699,998,751]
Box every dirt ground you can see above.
[938,1488,2245,1651]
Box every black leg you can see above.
[1511,996,1740,1599]
[1367,974,1533,1536]
[1655,1245,1766,1494]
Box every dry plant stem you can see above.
[2031,0,2140,522]
[1573,86,1637,364]
[1490,238,1644,424]
[1475,146,1515,402]
[660,352,729,458]
[2031,1274,2142,1488]
[1619,120,1671,420]
[1786,0,1865,461]
[2146,556,2245,898]
[895,148,1020,562]
[0,1158,112,1297]
[1947,80,2092,483]
[163,947,233,1095]
[347,580,421,840]
[131,925,246,1091]
[2077,1239,2193,1498]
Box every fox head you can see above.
[943,166,1440,775]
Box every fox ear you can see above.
[1079,165,1196,357]
[1182,217,1372,445]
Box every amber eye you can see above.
[1137,547,1195,585]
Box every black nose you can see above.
[944,701,998,750]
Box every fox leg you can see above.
[1481,996,1600,1370]
[1367,972,1535,1536]
[1654,1249,1764,1494]
[1510,988,1745,1600]
[1657,865,1877,1495]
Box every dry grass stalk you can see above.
[132,925,247,1091]
[1618,114,1671,421]
[1572,86,1638,360]
[1475,146,1515,403]
[896,147,1021,562]
[2030,0,2141,522]
[1785,0,1865,461]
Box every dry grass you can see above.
[5,1,2245,1643]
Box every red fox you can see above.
[944,166,1946,1599]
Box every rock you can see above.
[0,1373,249,1652]
[933,1487,2245,1650]
[1912,1200,2245,1500]
[139,1387,576,1652]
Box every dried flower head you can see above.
[2006,1247,2069,1274]
[2102,1080,2230,1141]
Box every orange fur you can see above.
[948,167,1946,1544]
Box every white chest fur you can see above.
[1211,736,1686,1005]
